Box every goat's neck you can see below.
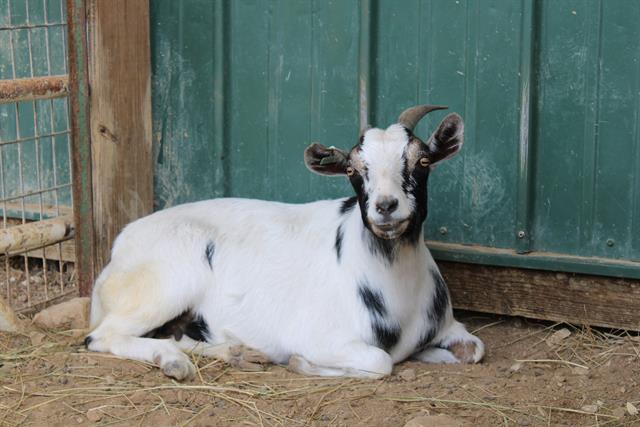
[343,206,427,280]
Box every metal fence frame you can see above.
[0,0,81,312]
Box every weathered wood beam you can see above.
[68,0,96,297]
[440,261,640,331]
[0,75,69,103]
[0,216,74,256]
[87,0,153,273]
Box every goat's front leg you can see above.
[175,337,270,371]
[414,320,484,364]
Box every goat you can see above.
[85,105,484,380]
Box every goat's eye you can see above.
[419,157,430,167]
[346,166,355,176]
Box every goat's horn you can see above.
[397,105,448,131]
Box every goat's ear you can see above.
[426,113,464,165]
[304,143,349,176]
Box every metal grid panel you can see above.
[0,0,75,312]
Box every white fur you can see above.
[87,122,484,380]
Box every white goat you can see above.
[86,105,484,380]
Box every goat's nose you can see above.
[375,197,399,215]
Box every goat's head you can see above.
[305,105,463,240]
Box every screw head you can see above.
[606,239,615,247]
[439,226,448,235]
[517,230,526,239]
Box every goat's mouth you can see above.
[370,219,410,240]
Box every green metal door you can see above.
[150,0,640,279]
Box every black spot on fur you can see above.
[335,224,344,262]
[339,196,357,215]
[415,269,451,353]
[403,126,414,139]
[358,285,387,318]
[430,269,450,322]
[366,233,397,265]
[374,323,401,352]
[143,311,210,342]
[84,335,93,348]
[184,314,210,342]
[358,281,401,352]
[204,241,215,270]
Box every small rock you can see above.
[75,416,84,424]
[546,328,571,347]
[509,362,522,372]
[627,402,638,416]
[32,297,90,329]
[404,415,466,427]
[399,368,417,381]
[86,408,103,422]
[29,331,46,346]
[612,407,626,419]
[581,404,598,414]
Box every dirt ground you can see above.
[1,312,639,427]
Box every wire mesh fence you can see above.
[0,0,76,313]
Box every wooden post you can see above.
[68,0,96,296]
[87,0,153,273]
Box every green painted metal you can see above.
[151,0,640,279]
[0,0,72,209]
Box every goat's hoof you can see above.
[286,354,308,374]
[228,345,269,371]
[161,357,196,381]
[446,338,484,364]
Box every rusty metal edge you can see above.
[0,75,69,104]
[67,0,96,297]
